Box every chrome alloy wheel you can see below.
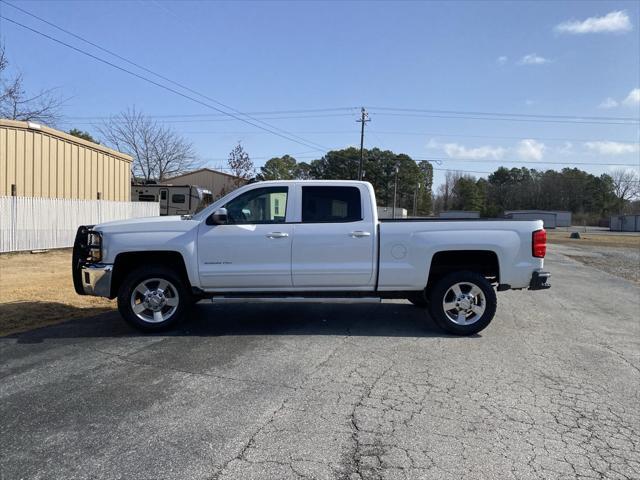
[442,282,486,325]
[130,278,180,323]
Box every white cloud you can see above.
[584,141,640,155]
[598,97,619,109]
[497,56,508,65]
[555,10,632,35]
[443,143,506,160]
[622,88,640,106]
[517,139,545,160]
[524,99,536,106]
[518,54,551,65]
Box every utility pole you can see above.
[356,107,370,181]
[413,182,420,217]
[392,164,399,219]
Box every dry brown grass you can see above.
[0,249,115,336]
[546,230,640,248]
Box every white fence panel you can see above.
[0,197,159,253]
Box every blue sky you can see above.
[1,0,639,187]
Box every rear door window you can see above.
[301,186,362,223]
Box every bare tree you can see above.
[0,43,63,125]
[227,142,254,188]
[434,170,464,213]
[610,168,640,212]
[99,108,199,182]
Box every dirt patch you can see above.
[0,249,115,336]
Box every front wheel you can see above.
[427,271,496,335]
[117,266,190,332]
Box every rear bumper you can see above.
[529,270,551,290]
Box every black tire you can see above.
[427,271,496,336]
[117,266,190,332]
[407,291,428,308]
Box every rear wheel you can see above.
[427,271,496,335]
[117,266,189,332]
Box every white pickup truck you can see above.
[73,180,550,335]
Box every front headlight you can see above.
[87,231,102,262]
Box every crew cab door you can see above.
[291,185,375,288]
[197,186,293,289]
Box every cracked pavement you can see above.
[1,248,639,479]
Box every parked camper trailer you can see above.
[131,184,213,216]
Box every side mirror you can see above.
[206,208,228,225]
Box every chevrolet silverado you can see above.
[73,180,550,335]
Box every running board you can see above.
[208,297,382,304]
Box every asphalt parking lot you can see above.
[1,248,639,480]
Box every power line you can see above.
[0,10,340,155]
[206,163,494,176]
[146,128,638,145]
[355,130,640,144]
[1,0,351,153]
[411,157,639,167]
[432,167,492,174]
[367,106,639,123]
[57,113,356,126]
[368,111,638,126]
[61,107,358,121]
[64,109,633,128]
[1,4,374,170]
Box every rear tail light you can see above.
[532,229,546,258]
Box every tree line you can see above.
[435,167,639,222]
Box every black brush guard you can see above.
[72,225,95,295]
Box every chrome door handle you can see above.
[266,232,289,239]
[349,231,371,238]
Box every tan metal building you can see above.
[0,119,132,201]
[161,168,245,199]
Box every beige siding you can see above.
[0,120,132,201]
[42,135,50,197]
[90,150,98,199]
[0,127,7,195]
[16,130,25,196]
[7,129,16,195]
[33,133,42,196]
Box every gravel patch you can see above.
[552,243,640,283]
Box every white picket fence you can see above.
[0,196,159,253]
